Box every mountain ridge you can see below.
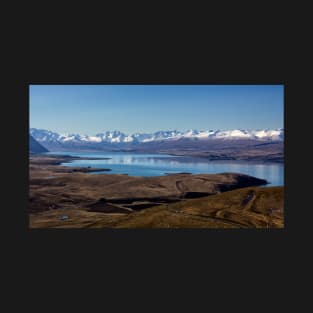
[29,135,49,153]
[30,128,284,145]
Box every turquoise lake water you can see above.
[46,151,284,186]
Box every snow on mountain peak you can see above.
[30,128,284,144]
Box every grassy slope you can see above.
[29,186,283,228]
[85,186,284,228]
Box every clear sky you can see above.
[29,85,284,135]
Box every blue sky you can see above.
[29,85,284,135]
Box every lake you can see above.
[46,151,284,186]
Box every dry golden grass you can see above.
[96,186,284,229]
[29,207,125,228]
[30,187,283,229]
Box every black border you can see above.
[4,22,310,312]
[4,1,313,307]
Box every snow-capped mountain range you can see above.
[30,128,284,144]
